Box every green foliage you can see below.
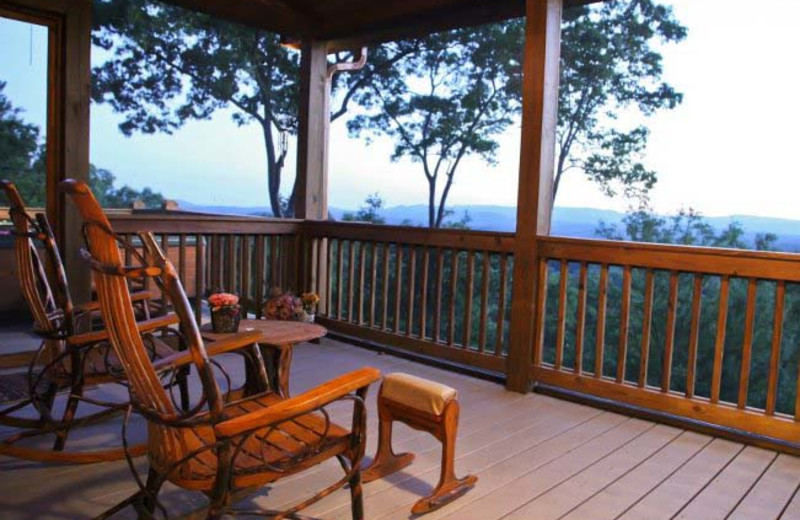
[91,0,409,218]
[557,0,687,202]
[89,165,165,208]
[596,206,748,248]
[347,22,523,228]
[0,81,46,206]
[341,193,386,224]
[92,0,299,216]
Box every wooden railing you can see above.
[108,213,302,320]
[533,236,800,446]
[304,222,515,373]
[18,210,798,450]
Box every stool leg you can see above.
[362,398,415,483]
[411,400,477,515]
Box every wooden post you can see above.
[295,40,329,298]
[0,0,92,304]
[295,39,329,221]
[507,0,562,393]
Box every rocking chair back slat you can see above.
[61,181,175,416]
[2,181,71,338]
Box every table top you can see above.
[201,319,327,346]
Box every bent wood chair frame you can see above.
[0,181,183,463]
[63,179,380,520]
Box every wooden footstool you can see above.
[362,373,477,515]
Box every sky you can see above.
[1,0,799,219]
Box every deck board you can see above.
[1,337,800,520]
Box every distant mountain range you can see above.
[175,201,800,252]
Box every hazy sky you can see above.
[1,0,799,219]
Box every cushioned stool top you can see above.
[381,373,457,416]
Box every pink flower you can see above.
[209,292,239,308]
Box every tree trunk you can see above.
[427,176,437,228]
[262,121,283,217]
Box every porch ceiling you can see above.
[160,0,593,47]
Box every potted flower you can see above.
[300,292,320,322]
[208,292,241,333]
[263,288,303,321]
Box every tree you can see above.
[92,0,415,218]
[341,193,386,224]
[596,204,778,251]
[556,0,687,201]
[89,165,165,208]
[347,23,523,228]
[0,81,46,205]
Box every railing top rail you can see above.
[539,235,800,282]
[303,220,516,253]
[108,213,302,234]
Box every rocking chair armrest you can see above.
[74,289,159,314]
[67,313,180,347]
[152,330,262,371]
[214,367,382,439]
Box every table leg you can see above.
[261,344,293,397]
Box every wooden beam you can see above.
[506,0,562,393]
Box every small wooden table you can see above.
[202,319,326,397]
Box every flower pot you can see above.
[303,312,316,323]
[211,306,241,333]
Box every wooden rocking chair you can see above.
[63,179,380,520]
[0,181,181,463]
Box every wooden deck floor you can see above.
[2,337,800,520]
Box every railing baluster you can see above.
[210,235,221,292]
[255,235,265,317]
[226,234,236,293]
[616,266,631,383]
[358,241,366,325]
[240,235,250,308]
[594,264,608,378]
[638,269,655,388]
[738,278,758,409]
[310,238,319,296]
[336,240,344,320]
[555,260,568,371]
[434,248,443,343]
[478,251,490,353]
[448,250,459,347]
[766,281,785,416]
[574,262,588,374]
[463,250,475,349]
[661,271,679,392]
[369,241,378,328]
[533,257,547,365]
[178,234,187,288]
[407,246,417,336]
[420,248,430,340]
[269,235,286,289]
[347,240,355,322]
[394,243,403,332]
[495,253,508,357]
[711,276,730,404]
[194,234,205,322]
[381,242,389,330]
[159,233,170,311]
[686,274,703,398]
